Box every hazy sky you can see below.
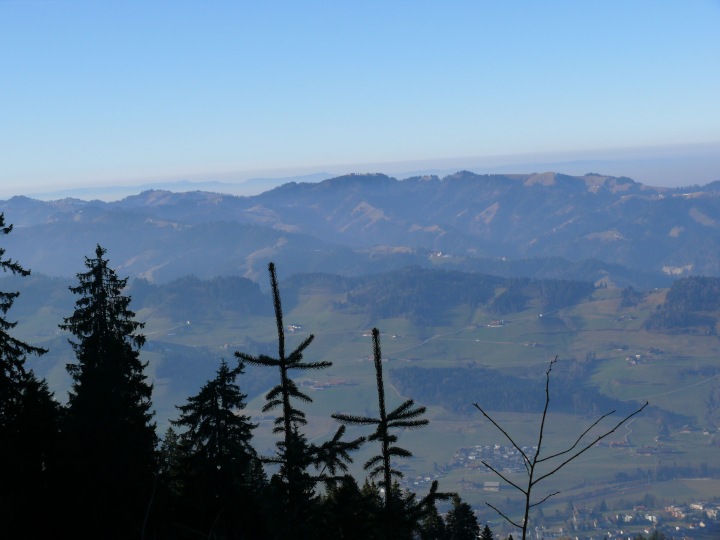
[1,1,719,196]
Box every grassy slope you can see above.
[18,283,720,517]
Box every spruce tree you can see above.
[480,523,495,540]
[60,244,157,539]
[419,501,447,540]
[0,213,59,538]
[318,475,383,540]
[170,359,266,537]
[445,495,480,540]
[153,427,183,538]
[235,262,361,539]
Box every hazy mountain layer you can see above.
[1,171,718,284]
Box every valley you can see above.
[10,266,719,537]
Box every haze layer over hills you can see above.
[2,171,719,286]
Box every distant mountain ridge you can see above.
[18,172,335,201]
[1,171,717,284]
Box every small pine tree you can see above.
[170,359,266,536]
[419,501,447,540]
[158,426,183,494]
[152,426,183,536]
[481,522,495,540]
[60,245,157,538]
[333,328,451,539]
[445,495,480,540]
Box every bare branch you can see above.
[473,402,530,468]
[480,460,526,494]
[533,357,557,463]
[529,491,560,508]
[537,409,615,463]
[474,355,648,540]
[533,401,648,486]
[485,502,523,530]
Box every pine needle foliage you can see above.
[169,359,266,537]
[173,359,257,465]
[445,494,481,540]
[235,262,362,538]
[333,328,428,496]
[235,263,328,438]
[333,328,451,538]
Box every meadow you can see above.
[19,277,720,526]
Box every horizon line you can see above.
[4,141,720,201]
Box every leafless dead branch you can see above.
[472,356,648,540]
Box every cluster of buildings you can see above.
[531,500,720,540]
[452,443,538,474]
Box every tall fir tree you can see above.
[60,244,157,539]
[0,213,59,538]
[169,359,266,538]
[235,262,361,539]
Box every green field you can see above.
[20,282,720,519]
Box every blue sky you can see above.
[1,1,719,196]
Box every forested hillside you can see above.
[645,276,720,331]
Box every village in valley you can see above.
[399,442,720,539]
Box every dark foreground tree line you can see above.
[0,213,494,540]
[1,213,644,540]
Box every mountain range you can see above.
[2,171,719,286]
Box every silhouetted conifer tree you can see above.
[419,501,447,540]
[333,328,451,539]
[445,495,480,540]
[60,245,157,539]
[480,522,495,540]
[152,427,183,538]
[169,359,266,538]
[0,214,47,403]
[317,475,383,540]
[0,213,59,538]
[235,262,361,539]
